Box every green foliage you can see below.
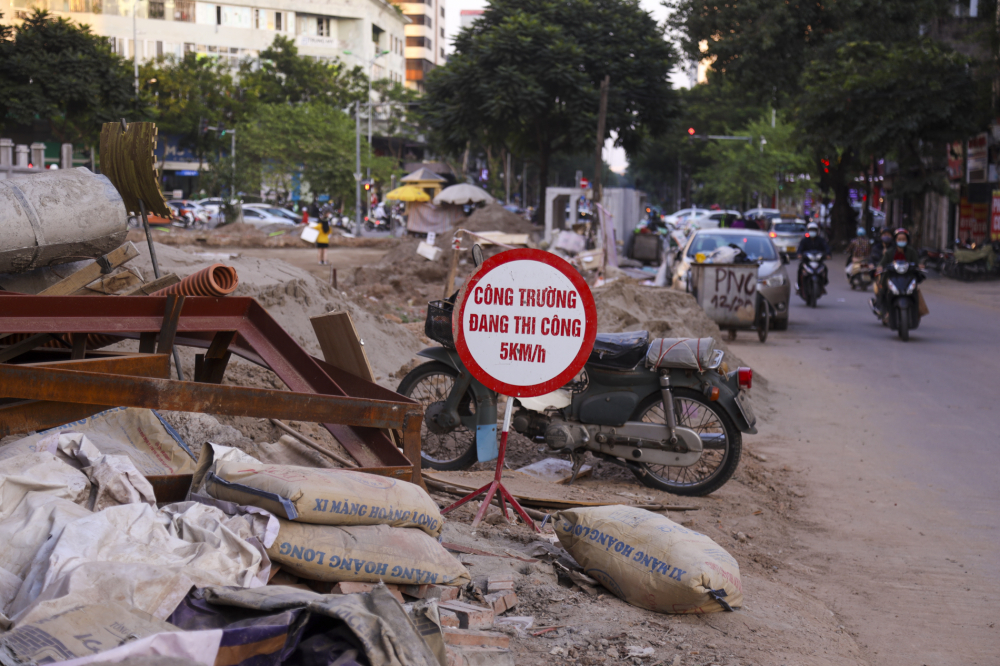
[371,78,421,160]
[420,0,679,204]
[0,9,134,143]
[694,114,813,208]
[235,102,396,206]
[140,53,239,164]
[238,36,367,107]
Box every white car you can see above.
[685,209,742,230]
[663,207,711,226]
[244,204,302,224]
[240,207,295,226]
[742,207,781,219]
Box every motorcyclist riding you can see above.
[874,228,921,316]
[796,222,832,293]
[871,229,894,267]
[846,227,872,265]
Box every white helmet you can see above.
[806,222,819,233]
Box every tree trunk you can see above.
[534,145,551,225]
[829,149,856,245]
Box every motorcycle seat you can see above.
[587,331,650,369]
[645,337,717,371]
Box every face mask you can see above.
[897,240,907,248]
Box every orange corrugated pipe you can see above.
[153,264,239,297]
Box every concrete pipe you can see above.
[0,167,128,274]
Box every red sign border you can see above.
[454,248,598,398]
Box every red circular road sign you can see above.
[454,248,597,398]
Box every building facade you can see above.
[0,0,409,85]
[395,0,444,91]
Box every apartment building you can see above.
[395,0,444,91]
[0,0,409,85]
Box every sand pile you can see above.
[592,278,749,369]
[129,224,394,250]
[458,203,537,235]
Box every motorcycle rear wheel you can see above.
[396,362,478,470]
[628,389,742,496]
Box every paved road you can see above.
[733,257,999,664]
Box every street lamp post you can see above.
[133,0,140,98]
[344,48,390,236]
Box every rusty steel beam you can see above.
[0,294,424,486]
[0,355,171,438]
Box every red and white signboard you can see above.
[454,248,597,398]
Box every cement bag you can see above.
[266,519,469,587]
[205,461,444,536]
[0,407,196,476]
[554,505,743,614]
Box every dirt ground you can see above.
[65,226,994,665]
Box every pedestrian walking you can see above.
[308,216,332,265]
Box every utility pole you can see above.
[505,151,511,204]
[355,100,363,236]
[132,0,139,99]
[592,75,610,205]
[758,136,766,208]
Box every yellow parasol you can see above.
[385,185,431,202]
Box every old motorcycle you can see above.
[398,301,758,496]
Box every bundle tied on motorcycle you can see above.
[266,519,470,586]
[204,462,445,537]
[555,505,743,614]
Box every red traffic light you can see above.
[687,127,696,135]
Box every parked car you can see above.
[663,207,711,226]
[672,228,791,330]
[244,203,303,224]
[686,209,742,229]
[742,207,781,219]
[240,207,295,226]
[768,219,808,257]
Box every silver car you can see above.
[672,228,792,330]
[768,219,807,258]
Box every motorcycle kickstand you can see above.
[566,452,587,486]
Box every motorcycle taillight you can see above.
[737,367,753,390]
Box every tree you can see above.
[0,9,134,144]
[238,36,368,108]
[694,114,813,209]
[139,53,240,169]
[236,102,397,210]
[420,0,679,219]
[371,78,421,161]
[800,41,979,237]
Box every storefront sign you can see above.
[992,191,1000,241]
[967,133,988,183]
[947,142,964,181]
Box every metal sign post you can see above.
[440,249,597,530]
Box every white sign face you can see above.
[455,250,596,397]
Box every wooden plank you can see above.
[309,311,375,383]
[39,242,140,296]
[74,270,142,295]
[123,273,180,295]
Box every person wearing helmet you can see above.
[846,226,872,266]
[873,228,921,316]
[795,222,832,293]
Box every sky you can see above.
[442,0,690,174]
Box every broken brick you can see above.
[446,645,515,666]
[327,582,404,603]
[443,628,510,649]
[484,591,518,614]
[400,583,460,602]
[439,609,460,628]
[486,575,515,593]
[439,600,494,629]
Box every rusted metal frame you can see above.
[156,294,185,355]
[194,330,236,384]
[0,364,413,434]
[0,333,58,363]
[71,334,87,360]
[0,295,419,481]
[0,355,171,438]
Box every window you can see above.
[156,40,163,56]
[406,13,425,25]
[440,6,444,16]
[317,17,330,36]
[406,36,425,47]
[687,233,778,261]
[440,47,444,58]
[275,11,282,30]
[148,1,164,18]
[216,5,221,25]
[254,8,259,28]
[174,0,193,21]
[440,27,443,38]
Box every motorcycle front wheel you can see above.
[628,388,742,496]
[897,306,909,341]
[396,362,478,470]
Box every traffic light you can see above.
[363,180,372,192]
[687,127,696,135]
[218,123,226,137]
[199,117,209,135]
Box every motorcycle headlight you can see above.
[758,273,786,288]
[888,280,900,295]
[906,279,917,294]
